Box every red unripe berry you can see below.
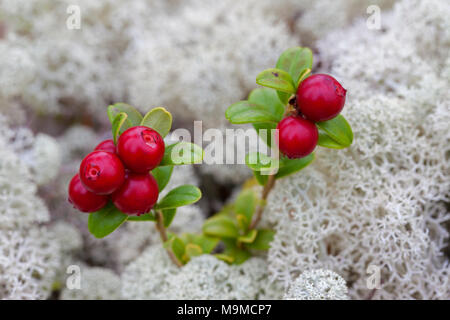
[276,116,318,159]
[68,174,108,213]
[111,173,159,215]
[117,126,165,173]
[94,139,116,154]
[296,74,346,122]
[79,151,125,195]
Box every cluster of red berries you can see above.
[276,74,347,158]
[68,126,165,215]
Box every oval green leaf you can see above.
[256,68,296,94]
[88,203,128,238]
[275,153,315,179]
[159,142,204,166]
[238,229,258,244]
[162,208,177,228]
[140,107,172,138]
[225,101,280,124]
[316,115,353,148]
[107,103,143,127]
[127,211,156,222]
[155,185,202,210]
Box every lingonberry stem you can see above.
[249,173,276,230]
[155,210,183,267]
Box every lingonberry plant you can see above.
[68,103,204,267]
[215,47,354,262]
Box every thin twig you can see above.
[155,210,183,267]
[249,174,276,229]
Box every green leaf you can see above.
[127,211,156,222]
[256,68,296,94]
[215,254,235,264]
[191,235,220,254]
[107,103,143,127]
[238,229,258,244]
[88,203,128,238]
[248,88,285,120]
[245,152,279,172]
[276,47,313,85]
[162,208,177,228]
[318,129,348,149]
[140,107,172,138]
[151,166,173,192]
[245,229,275,250]
[222,239,251,265]
[202,216,239,239]
[248,88,285,147]
[276,153,315,179]
[225,101,280,124]
[185,243,203,258]
[316,115,353,148]
[159,142,204,166]
[235,190,256,230]
[111,112,131,144]
[155,185,202,210]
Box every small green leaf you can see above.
[215,254,235,264]
[168,236,185,263]
[88,203,128,238]
[318,129,348,149]
[159,142,204,166]
[276,153,315,179]
[256,68,296,94]
[162,208,177,228]
[111,112,131,144]
[245,229,275,250]
[276,47,313,85]
[248,88,285,147]
[185,243,203,258]
[191,235,220,254]
[222,239,251,265]
[127,211,156,222]
[316,115,353,148]
[155,185,202,210]
[225,101,280,124]
[203,216,239,239]
[140,107,172,138]
[245,152,279,172]
[107,103,143,127]
[235,190,256,230]
[151,166,173,192]
[238,229,258,244]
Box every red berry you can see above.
[111,173,159,215]
[296,74,346,122]
[68,174,108,213]
[94,139,116,154]
[79,151,125,195]
[117,126,165,173]
[276,116,318,159]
